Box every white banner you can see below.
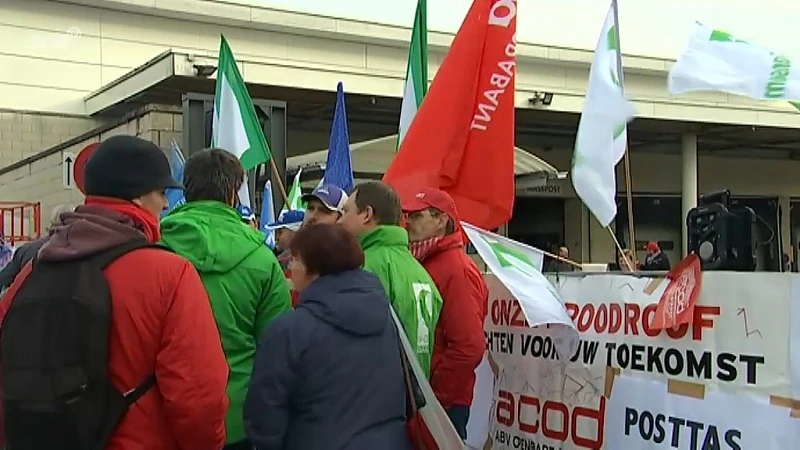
[606,374,800,449]
[669,22,800,103]
[480,272,799,449]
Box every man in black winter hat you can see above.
[0,134,230,449]
[83,134,184,218]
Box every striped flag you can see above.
[397,0,428,149]
[280,168,305,216]
[212,35,271,208]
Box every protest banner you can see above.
[479,272,799,450]
[462,223,578,449]
[605,374,800,449]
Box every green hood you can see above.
[160,201,265,273]
[358,225,409,251]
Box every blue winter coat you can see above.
[244,269,413,450]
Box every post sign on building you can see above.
[62,152,75,189]
[518,179,568,198]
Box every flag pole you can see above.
[541,248,583,270]
[268,159,290,207]
[607,225,635,271]
[611,0,637,264]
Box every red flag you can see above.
[651,254,703,330]
[383,0,517,230]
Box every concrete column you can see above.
[681,133,698,256]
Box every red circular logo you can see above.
[73,142,100,194]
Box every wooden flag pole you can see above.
[611,0,638,264]
[268,159,290,206]
[606,225,636,272]
[541,248,583,270]
[607,225,635,271]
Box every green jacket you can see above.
[358,226,443,377]
[159,201,291,444]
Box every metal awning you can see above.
[287,134,567,183]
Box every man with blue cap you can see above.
[266,209,305,270]
[301,184,348,226]
[266,209,306,308]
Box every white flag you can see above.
[571,3,636,227]
[669,22,800,103]
[461,222,579,359]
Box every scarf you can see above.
[409,236,445,262]
[84,196,161,243]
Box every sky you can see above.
[242,0,799,60]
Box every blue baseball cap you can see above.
[266,209,305,231]
[301,184,348,212]
[237,204,255,221]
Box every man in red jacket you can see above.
[403,188,488,440]
[0,135,230,449]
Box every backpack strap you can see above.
[124,374,156,406]
[89,240,167,406]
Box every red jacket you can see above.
[278,249,300,307]
[0,204,229,450]
[420,233,488,408]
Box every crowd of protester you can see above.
[0,134,489,450]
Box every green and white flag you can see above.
[212,35,272,208]
[669,23,800,104]
[461,222,579,360]
[397,0,428,149]
[280,168,305,214]
[571,3,635,227]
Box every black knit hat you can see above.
[84,135,182,200]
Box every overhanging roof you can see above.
[84,50,179,116]
[83,50,800,159]
[286,134,567,179]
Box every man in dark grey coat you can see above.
[0,204,75,289]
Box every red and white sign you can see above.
[73,142,100,194]
[651,254,702,330]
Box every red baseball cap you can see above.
[402,187,458,219]
[645,241,660,252]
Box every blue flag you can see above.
[0,238,12,270]
[162,140,186,218]
[260,181,276,248]
[322,82,354,193]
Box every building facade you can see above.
[1,0,799,269]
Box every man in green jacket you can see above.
[338,180,443,377]
[160,148,292,450]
